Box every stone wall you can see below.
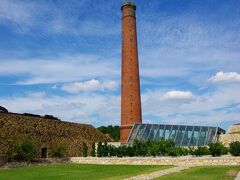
[219,134,240,146]
[227,124,240,134]
[219,124,240,146]
[0,112,110,157]
[70,156,240,166]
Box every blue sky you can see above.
[0,0,239,130]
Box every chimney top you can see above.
[121,2,136,11]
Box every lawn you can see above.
[0,163,171,180]
[157,166,240,180]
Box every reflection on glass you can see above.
[127,123,225,147]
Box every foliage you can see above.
[168,147,189,157]
[102,142,109,157]
[97,125,120,141]
[50,139,68,158]
[82,142,88,157]
[10,138,38,161]
[97,139,191,157]
[97,142,103,157]
[209,142,228,157]
[193,146,210,156]
[0,113,110,158]
[90,142,96,157]
[229,141,240,156]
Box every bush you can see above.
[97,142,103,157]
[50,140,68,158]
[209,142,228,157]
[10,138,37,161]
[90,142,96,157]
[102,142,109,157]
[82,142,88,157]
[193,146,210,156]
[108,145,116,157]
[229,141,240,156]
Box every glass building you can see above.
[127,123,226,146]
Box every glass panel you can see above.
[207,127,217,144]
[190,126,200,146]
[169,125,179,141]
[198,126,208,146]
[135,124,146,140]
[141,124,152,141]
[155,125,165,140]
[148,124,159,140]
[128,124,140,143]
[163,125,171,141]
[181,126,194,146]
[175,126,186,146]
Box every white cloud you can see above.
[0,54,119,84]
[142,85,240,127]
[162,91,195,100]
[0,85,239,128]
[209,71,240,83]
[0,0,36,27]
[60,79,118,93]
[0,92,120,125]
[0,0,120,36]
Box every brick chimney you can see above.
[120,2,142,143]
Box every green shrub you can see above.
[50,140,68,158]
[108,145,116,157]
[102,141,109,157]
[209,142,228,157]
[168,147,187,157]
[229,141,240,156]
[82,142,88,157]
[90,142,96,157]
[10,138,37,161]
[97,142,103,157]
[193,146,210,156]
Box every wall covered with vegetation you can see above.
[0,112,110,158]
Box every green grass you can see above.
[0,163,171,180]
[157,166,240,180]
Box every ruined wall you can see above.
[219,124,240,146]
[0,112,110,157]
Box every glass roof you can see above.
[127,123,226,146]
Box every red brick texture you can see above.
[120,3,142,143]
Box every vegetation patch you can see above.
[93,140,232,157]
[0,113,110,158]
[229,141,240,156]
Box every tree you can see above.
[50,139,68,158]
[82,142,88,157]
[90,142,96,157]
[10,138,38,162]
[229,141,240,156]
[97,125,120,141]
[97,142,103,157]
[209,142,228,156]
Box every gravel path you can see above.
[124,165,194,180]
[235,171,240,180]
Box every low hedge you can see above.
[229,141,240,156]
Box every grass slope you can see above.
[158,166,240,180]
[0,164,171,180]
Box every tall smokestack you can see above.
[120,2,142,143]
